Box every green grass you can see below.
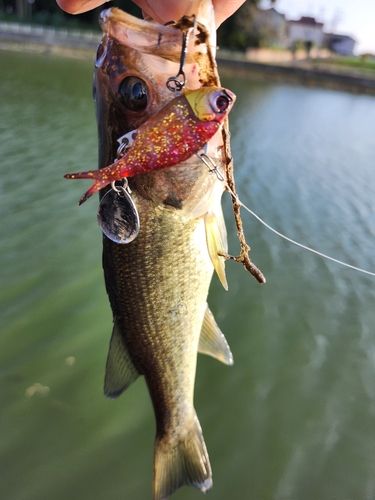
[314,56,375,72]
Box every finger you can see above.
[58,0,245,26]
[133,0,201,24]
[56,0,107,14]
[134,0,245,27]
[212,0,245,27]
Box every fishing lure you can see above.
[64,86,235,205]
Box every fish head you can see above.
[93,6,223,164]
[94,8,218,167]
[93,6,231,219]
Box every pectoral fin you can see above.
[104,319,140,399]
[204,206,228,290]
[198,306,233,365]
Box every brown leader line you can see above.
[190,18,266,284]
[221,121,266,284]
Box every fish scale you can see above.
[103,198,212,429]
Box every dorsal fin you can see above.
[198,306,233,365]
[104,319,140,399]
[204,205,228,290]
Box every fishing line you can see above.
[226,187,375,278]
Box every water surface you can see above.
[1,50,375,500]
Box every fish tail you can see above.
[64,169,110,205]
[153,413,212,500]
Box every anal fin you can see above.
[104,318,140,399]
[198,305,233,365]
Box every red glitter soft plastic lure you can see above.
[64,86,235,205]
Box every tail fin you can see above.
[153,414,212,500]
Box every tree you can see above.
[15,0,32,20]
[217,0,260,51]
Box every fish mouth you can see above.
[99,8,196,63]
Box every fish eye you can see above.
[118,76,148,112]
[215,93,230,113]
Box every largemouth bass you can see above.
[85,4,236,499]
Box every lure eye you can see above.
[118,76,148,112]
[215,93,231,113]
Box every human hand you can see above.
[56,0,245,27]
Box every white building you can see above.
[253,7,289,48]
[325,34,356,56]
[288,16,325,48]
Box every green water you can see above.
[1,50,375,500]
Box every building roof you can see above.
[288,16,324,28]
[258,7,286,20]
[325,33,356,43]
